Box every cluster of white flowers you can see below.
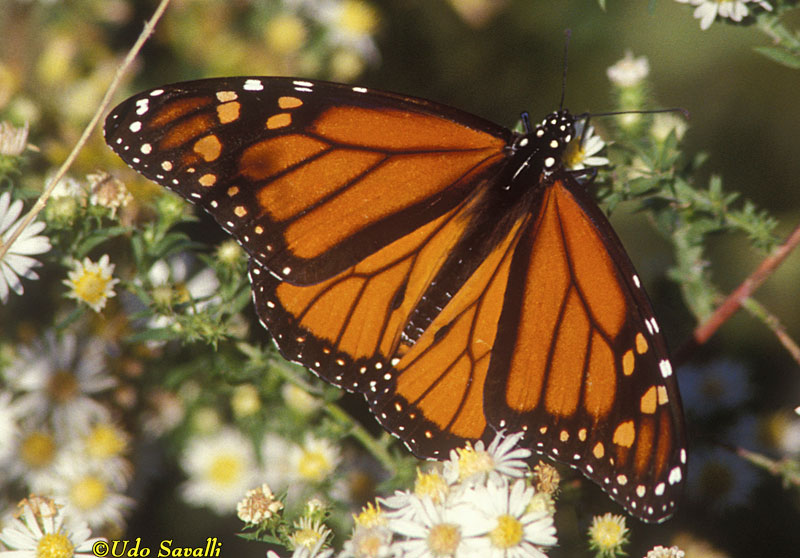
[379,432,556,558]
[0,495,105,558]
[0,332,134,533]
[675,0,772,30]
[180,428,341,515]
[264,431,558,558]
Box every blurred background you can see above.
[1,1,799,557]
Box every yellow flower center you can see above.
[297,448,332,482]
[174,282,191,304]
[21,431,56,468]
[595,521,622,547]
[355,502,385,528]
[264,13,307,54]
[339,0,379,35]
[86,424,126,458]
[427,523,461,556]
[456,445,493,480]
[414,470,448,504]
[589,514,629,553]
[70,476,107,510]
[490,514,524,549]
[47,370,78,403]
[73,269,109,306]
[563,140,584,169]
[293,527,322,549]
[36,532,74,558]
[208,455,242,486]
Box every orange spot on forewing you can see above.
[193,135,222,162]
[267,113,292,129]
[640,386,657,414]
[217,101,240,124]
[613,420,636,448]
[278,96,303,109]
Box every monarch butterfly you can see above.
[104,76,686,522]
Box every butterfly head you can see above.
[535,110,577,170]
[508,109,576,186]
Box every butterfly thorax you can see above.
[505,110,576,190]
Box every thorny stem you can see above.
[690,220,800,357]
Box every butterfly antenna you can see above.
[560,29,571,111]
[588,107,690,120]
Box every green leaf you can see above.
[753,46,800,69]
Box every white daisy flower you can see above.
[37,453,133,530]
[587,513,629,558]
[563,120,609,171]
[0,191,51,303]
[0,495,104,558]
[388,493,487,558]
[6,332,114,438]
[675,0,772,30]
[180,426,262,515]
[63,254,120,312]
[7,426,63,491]
[289,434,341,484]
[339,523,394,558]
[66,420,132,488]
[382,467,450,520]
[289,517,333,558]
[467,478,557,558]
[606,51,650,88]
[443,430,530,485]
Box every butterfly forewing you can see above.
[104,77,510,285]
[104,76,686,523]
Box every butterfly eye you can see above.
[105,75,685,523]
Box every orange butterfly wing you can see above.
[482,172,686,521]
[105,77,686,522]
